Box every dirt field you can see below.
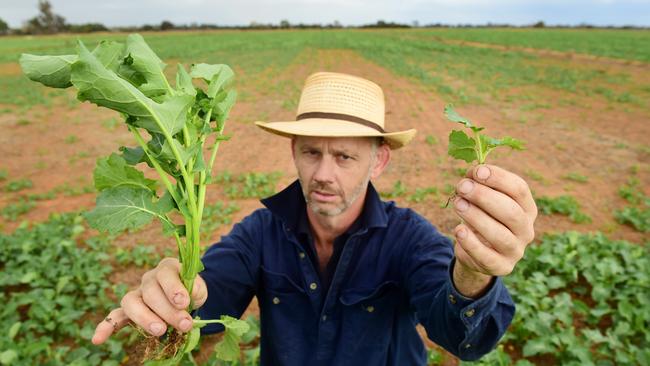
[0,31,648,364]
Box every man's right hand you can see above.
[91,257,208,345]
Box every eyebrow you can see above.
[298,143,359,157]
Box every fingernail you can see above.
[456,228,467,239]
[173,293,185,306]
[477,166,490,180]
[180,319,192,332]
[455,197,469,211]
[150,322,165,335]
[458,180,474,194]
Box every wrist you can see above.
[452,259,494,299]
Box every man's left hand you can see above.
[451,164,537,297]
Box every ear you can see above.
[290,137,296,161]
[370,143,391,179]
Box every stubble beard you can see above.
[301,165,373,217]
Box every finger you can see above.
[91,308,130,345]
[154,258,190,309]
[120,289,168,337]
[140,279,194,333]
[454,224,514,276]
[466,164,537,218]
[154,258,208,310]
[456,178,531,239]
[453,196,522,258]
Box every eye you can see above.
[337,153,354,161]
[303,149,320,157]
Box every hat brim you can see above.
[255,118,416,150]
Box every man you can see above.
[92,72,536,364]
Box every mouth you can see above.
[311,190,338,202]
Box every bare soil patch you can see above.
[0,43,647,364]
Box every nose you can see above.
[313,156,336,185]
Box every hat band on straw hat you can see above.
[296,112,385,133]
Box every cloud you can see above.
[1,0,648,28]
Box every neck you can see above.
[307,188,366,246]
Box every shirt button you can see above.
[299,252,306,259]
[464,343,472,349]
[309,282,318,291]
[448,294,457,304]
[366,306,375,313]
[322,315,327,321]
[272,297,280,305]
[464,308,475,318]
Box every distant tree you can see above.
[0,18,9,35]
[361,20,410,29]
[279,19,290,29]
[67,23,108,33]
[161,20,175,31]
[533,20,545,28]
[24,0,66,34]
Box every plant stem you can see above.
[474,130,485,164]
[129,126,181,205]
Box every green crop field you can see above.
[1,28,649,365]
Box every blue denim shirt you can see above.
[197,180,515,365]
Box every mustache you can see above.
[309,183,340,195]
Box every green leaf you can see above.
[70,41,192,137]
[119,146,146,165]
[84,187,173,234]
[190,63,232,83]
[55,276,71,294]
[523,338,552,356]
[160,140,197,166]
[19,54,77,88]
[93,153,157,192]
[8,322,21,340]
[0,350,17,365]
[582,329,607,344]
[206,66,235,99]
[448,130,477,163]
[184,327,201,353]
[444,104,483,132]
[212,316,251,362]
[219,315,250,337]
[133,94,195,136]
[123,33,170,97]
[213,332,240,361]
[91,41,125,71]
[175,64,196,96]
[486,135,525,151]
[214,90,237,125]
[192,148,206,173]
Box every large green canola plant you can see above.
[20,34,249,364]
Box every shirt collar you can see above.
[261,179,389,233]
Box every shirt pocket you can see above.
[339,280,399,350]
[260,265,306,295]
[259,266,312,362]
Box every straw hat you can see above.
[254,72,416,149]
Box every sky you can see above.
[2,0,649,28]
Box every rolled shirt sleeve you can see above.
[403,221,515,361]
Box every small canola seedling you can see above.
[444,104,524,164]
[444,104,524,206]
[20,34,249,364]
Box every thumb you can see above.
[190,274,208,309]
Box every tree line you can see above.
[0,0,646,36]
